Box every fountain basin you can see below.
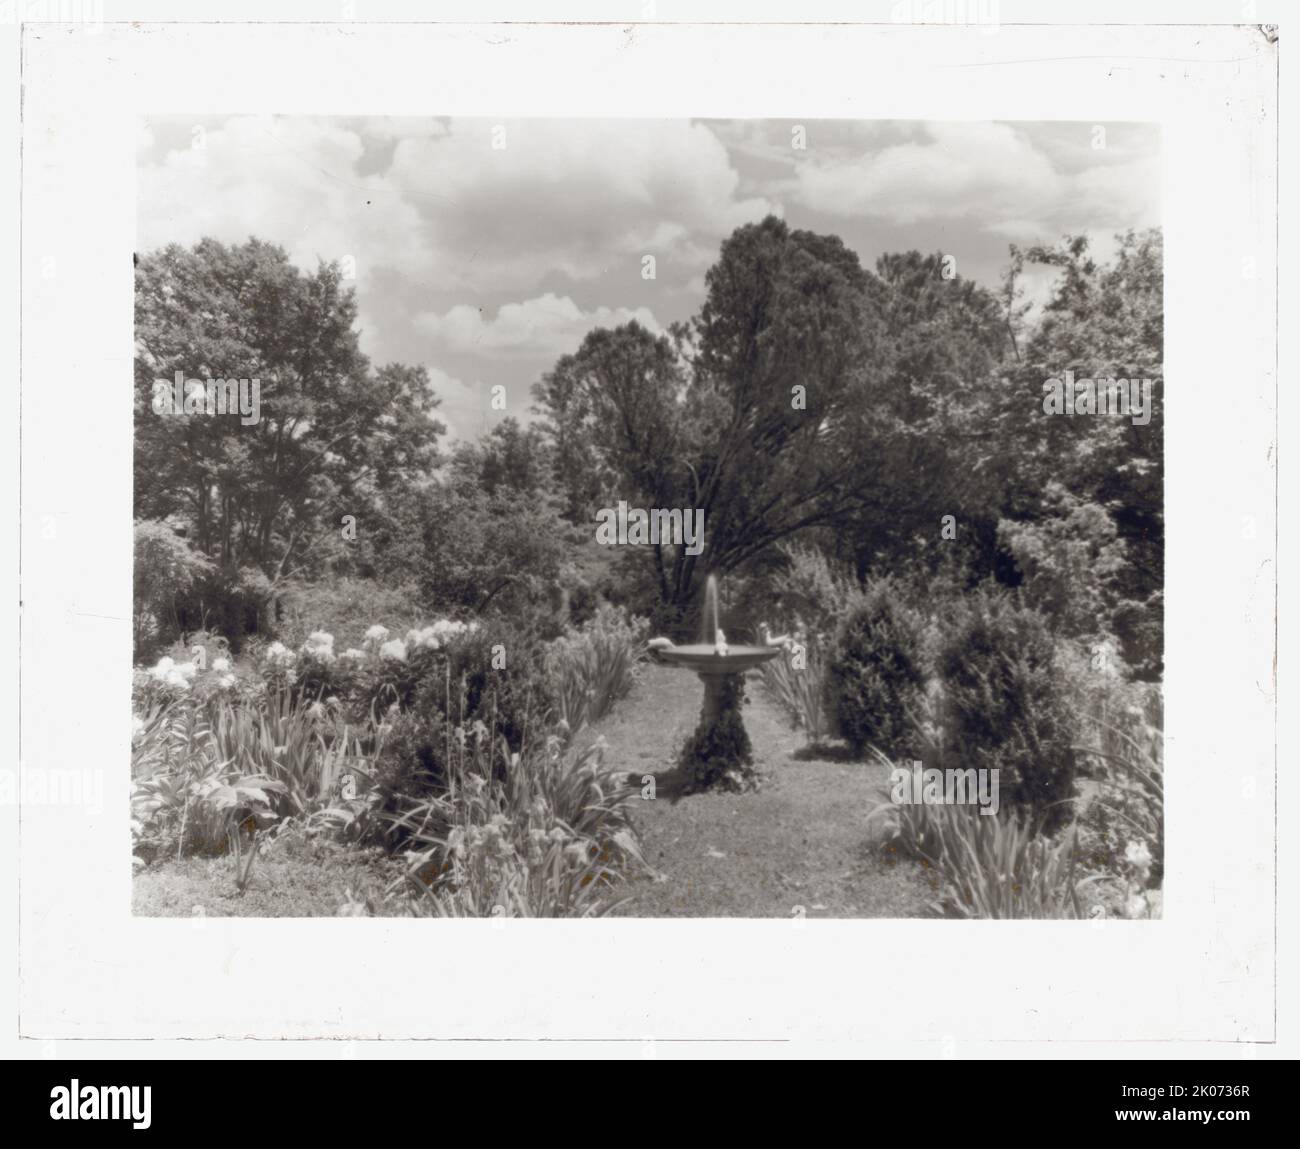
[653,644,781,675]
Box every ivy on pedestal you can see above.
[676,673,760,794]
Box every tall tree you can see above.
[134,238,444,589]
[533,216,891,611]
[1002,230,1164,675]
[829,251,1012,579]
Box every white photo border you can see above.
[15,17,1278,1048]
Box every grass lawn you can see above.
[589,663,937,918]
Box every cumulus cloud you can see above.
[1070,155,1161,231]
[387,118,777,292]
[797,122,1060,223]
[139,115,769,315]
[137,116,1159,425]
[138,115,435,284]
[794,121,1158,239]
[424,366,489,444]
[416,293,660,359]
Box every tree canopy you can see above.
[135,223,1163,676]
[134,238,444,587]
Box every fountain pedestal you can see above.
[700,672,727,722]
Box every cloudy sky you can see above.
[138,117,1159,440]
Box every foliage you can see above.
[533,216,891,610]
[133,655,648,916]
[934,590,1079,830]
[133,520,217,655]
[760,641,829,745]
[170,565,277,654]
[448,417,552,499]
[994,230,1164,678]
[130,216,1165,919]
[132,663,389,870]
[826,579,928,760]
[827,251,1011,580]
[675,675,757,794]
[413,482,574,623]
[755,542,865,646]
[389,732,644,918]
[1076,707,1164,892]
[369,707,448,815]
[533,321,684,531]
[544,603,647,732]
[997,482,1128,645]
[867,699,1163,921]
[209,690,354,816]
[130,702,287,863]
[868,785,1091,919]
[134,238,444,602]
[274,577,423,652]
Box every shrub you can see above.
[369,706,451,834]
[645,599,687,642]
[826,579,927,759]
[565,579,601,630]
[421,618,553,751]
[544,603,647,732]
[388,733,645,917]
[132,643,256,714]
[340,617,559,827]
[935,590,1079,830]
[275,577,423,652]
[998,483,1161,681]
[414,485,571,622]
[997,484,1126,645]
[171,565,276,654]
[133,520,216,656]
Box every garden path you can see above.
[587,663,934,917]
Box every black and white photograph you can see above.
[130,115,1164,922]
[7,3,1287,1079]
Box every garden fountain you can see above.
[650,575,781,792]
